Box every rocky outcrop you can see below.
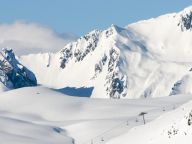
[178,7,192,31]
[60,30,101,68]
[0,48,37,89]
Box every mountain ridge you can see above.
[17,6,192,99]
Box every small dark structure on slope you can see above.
[139,112,147,125]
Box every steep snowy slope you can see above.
[127,6,192,62]
[107,99,192,144]
[20,6,192,99]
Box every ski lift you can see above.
[139,112,147,124]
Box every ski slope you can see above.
[0,86,191,144]
[107,99,192,144]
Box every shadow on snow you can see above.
[57,87,94,97]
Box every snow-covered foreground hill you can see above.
[0,86,191,144]
[19,6,192,99]
[107,98,192,144]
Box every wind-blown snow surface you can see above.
[0,86,191,144]
[19,6,192,99]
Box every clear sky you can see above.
[0,0,191,35]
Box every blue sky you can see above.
[0,0,191,35]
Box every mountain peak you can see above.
[103,24,125,39]
[109,24,123,33]
[110,24,118,30]
[181,5,192,14]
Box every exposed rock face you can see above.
[94,54,107,76]
[170,74,192,96]
[0,48,37,89]
[105,48,127,99]
[178,8,192,31]
[187,110,192,126]
[60,30,101,68]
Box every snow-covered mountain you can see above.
[2,5,192,144]
[19,6,192,99]
[0,48,37,92]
